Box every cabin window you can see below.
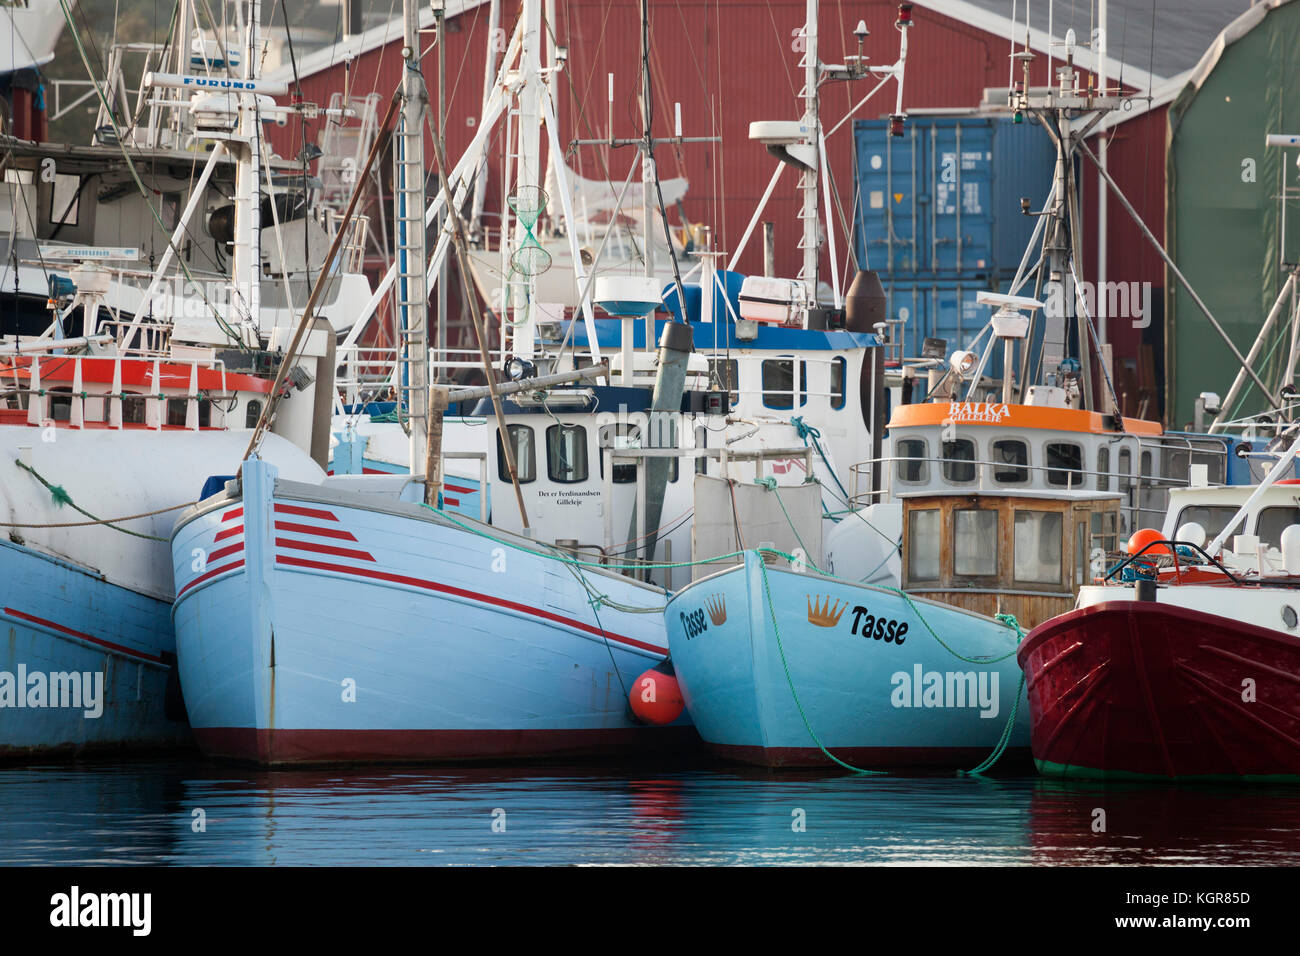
[991,439,1028,483]
[907,509,941,581]
[600,423,639,484]
[245,399,263,428]
[830,357,846,410]
[896,438,928,484]
[708,358,739,406]
[942,438,976,483]
[547,424,589,483]
[1091,510,1119,556]
[1045,442,1083,487]
[49,173,81,226]
[122,391,147,425]
[1014,510,1063,585]
[953,509,998,577]
[497,424,536,483]
[1256,507,1300,550]
[695,425,708,476]
[48,387,72,422]
[167,397,211,427]
[1075,518,1089,589]
[1172,505,1236,543]
[1097,446,1110,491]
[1168,445,1227,486]
[167,398,187,427]
[761,358,807,409]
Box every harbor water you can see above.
[3,759,1299,866]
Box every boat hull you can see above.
[665,553,1030,768]
[0,539,191,756]
[1019,600,1300,781]
[170,460,695,765]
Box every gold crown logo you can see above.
[705,595,727,626]
[807,594,847,628]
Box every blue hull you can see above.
[0,539,192,756]
[665,553,1029,768]
[170,460,695,765]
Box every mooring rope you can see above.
[11,460,184,541]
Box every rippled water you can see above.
[2,759,1299,865]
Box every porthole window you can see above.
[245,399,263,428]
[1283,605,1297,630]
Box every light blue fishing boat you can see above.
[169,458,690,763]
[664,552,1029,769]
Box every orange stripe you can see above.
[887,401,1162,436]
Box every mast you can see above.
[232,0,262,337]
[797,0,820,308]
[398,0,429,472]
[510,0,544,361]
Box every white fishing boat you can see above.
[0,0,372,755]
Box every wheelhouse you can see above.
[901,490,1122,631]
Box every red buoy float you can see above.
[1126,528,1171,556]
[629,662,685,725]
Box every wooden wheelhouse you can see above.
[900,490,1122,630]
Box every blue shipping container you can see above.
[853,116,1056,279]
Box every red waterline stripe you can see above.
[214,524,244,542]
[443,497,461,507]
[2,607,165,664]
[445,483,474,495]
[221,507,243,522]
[177,558,246,598]
[275,537,375,563]
[207,541,244,563]
[274,554,666,655]
[274,503,339,521]
[273,521,358,542]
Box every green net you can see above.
[508,186,552,277]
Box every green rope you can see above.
[14,460,166,541]
[752,476,823,574]
[960,612,1026,776]
[757,555,886,775]
[424,502,1024,773]
[759,553,1025,777]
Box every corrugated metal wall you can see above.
[268,1,1113,284]
[264,1,1163,378]
[1167,1,1300,427]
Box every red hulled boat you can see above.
[1019,460,1300,781]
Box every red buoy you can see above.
[1126,528,1171,556]
[629,663,685,726]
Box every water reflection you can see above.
[1,760,1297,865]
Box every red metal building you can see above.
[264,0,1235,409]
